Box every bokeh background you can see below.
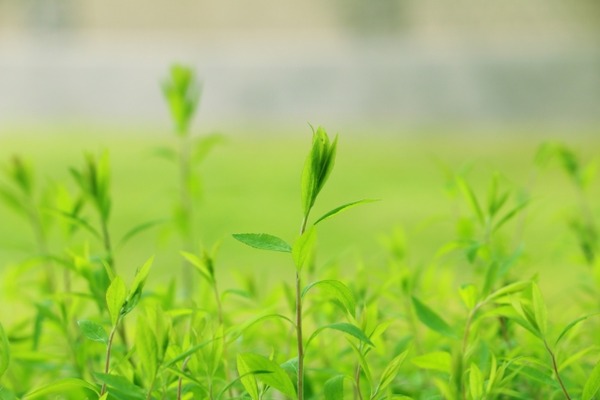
[1,1,600,303]
[1,0,599,130]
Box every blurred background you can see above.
[1,0,599,132]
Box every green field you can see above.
[1,122,600,399]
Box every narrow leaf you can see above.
[302,279,355,316]
[531,282,548,336]
[0,323,9,379]
[469,363,483,400]
[232,233,292,253]
[313,199,379,225]
[77,320,108,344]
[375,350,409,395]
[411,351,452,374]
[94,373,145,399]
[411,296,455,338]
[237,353,297,399]
[555,313,598,346]
[22,378,98,399]
[306,322,374,349]
[117,219,164,249]
[583,359,600,400]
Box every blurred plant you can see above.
[160,64,223,299]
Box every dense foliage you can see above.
[0,66,599,400]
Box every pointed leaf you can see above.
[583,359,600,400]
[237,354,259,400]
[0,323,9,379]
[555,313,598,346]
[469,363,483,400]
[375,350,409,395]
[106,276,127,326]
[306,322,373,349]
[232,233,291,253]
[122,256,154,316]
[411,296,455,338]
[314,199,379,225]
[117,219,164,249]
[237,353,297,399]
[411,351,452,374]
[292,226,316,271]
[22,378,98,399]
[94,373,145,399]
[302,279,355,316]
[531,282,547,336]
[77,320,108,344]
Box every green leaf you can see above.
[237,353,297,399]
[301,127,338,216]
[122,256,154,316]
[459,284,478,310]
[117,219,164,249]
[530,282,547,337]
[469,363,483,400]
[486,281,530,302]
[313,199,379,225]
[94,373,146,399]
[232,233,292,253]
[411,351,452,374]
[292,226,317,271]
[375,350,409,395]
[77,320,108,344]
[302,279,356,316]
[555,313,598,346]
[306,322,374,349]
[0,323,9,379]
[181,250,214,283]
[236,354,259,400]
[456,176,484,225]
[324,375,345,400]
[582,359,600,400]
[411,296,455,338]
[22,378,98,399]
[106,276,127,326]
[136,315,159,385]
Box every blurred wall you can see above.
[1,0,599,130]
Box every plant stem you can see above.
[179,135,195,298]
[296,214,309,400]
[177,356,192,400]
[101,323,119,396]
[543,339,571,400]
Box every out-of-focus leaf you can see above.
[94,373,145,400]
[0,323,9,379]
[411,351,452,374]
[237,353,297,399]
[77,320,108,344]
[469,363,483,400]
[106,276,126,326]
[292,226,316,272]
[302,279,355,316]
[375,350,409,395]
[324,374,345,400]
[117,219,164,250]
[22,378,98,399]
[411,296,455,338]
[582,359,600,400]
[306,322,373,349]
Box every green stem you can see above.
[177,356,192,400]
[543,340,571,400]
[179,135,195,298]
[296,213,309,400]
[101,323,119,396]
